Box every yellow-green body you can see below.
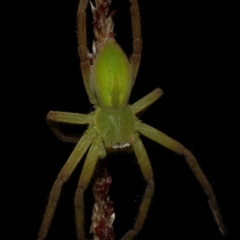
[39,1,226,239]
[93,39,132,109]
[95,106,136,150]
[92,39,136,150]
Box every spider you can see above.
[38,0,226,239]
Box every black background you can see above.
[11,0,237,239]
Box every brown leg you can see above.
[129,0,142,85]
[77,0,97,105]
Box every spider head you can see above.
[95,105,136,151]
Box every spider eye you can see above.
[124,142,131,148]
[111,142,118,149]
[111,142,131,149]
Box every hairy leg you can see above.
[77,0,97,105]
[74,135,102,240]
[137,122,226,235]
[121,134,154,240]
[132,88,163,114]
[129,0,142,84]
[38,126,95,240]
[46,111,92,143]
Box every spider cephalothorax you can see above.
[38,1,226,239]
[94,105,136,151]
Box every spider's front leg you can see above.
[38,126,95,240]
[137,122,227,235]
[74,135,103,240]
[121,134,154,240]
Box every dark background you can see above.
[13,0,237,239]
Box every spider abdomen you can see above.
[93,39,132,110]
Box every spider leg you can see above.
[129,0,142,85]
[38,126,96,240]
[137,122,227,235]
[77,0,97,105]
[121,134,154,240]
[74,134,103,240]
[46,111,92,143]
[132,88,163,114]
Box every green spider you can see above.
[38,0,226,239]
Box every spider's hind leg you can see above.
[129,0,142,84]
[77,0,97,105]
